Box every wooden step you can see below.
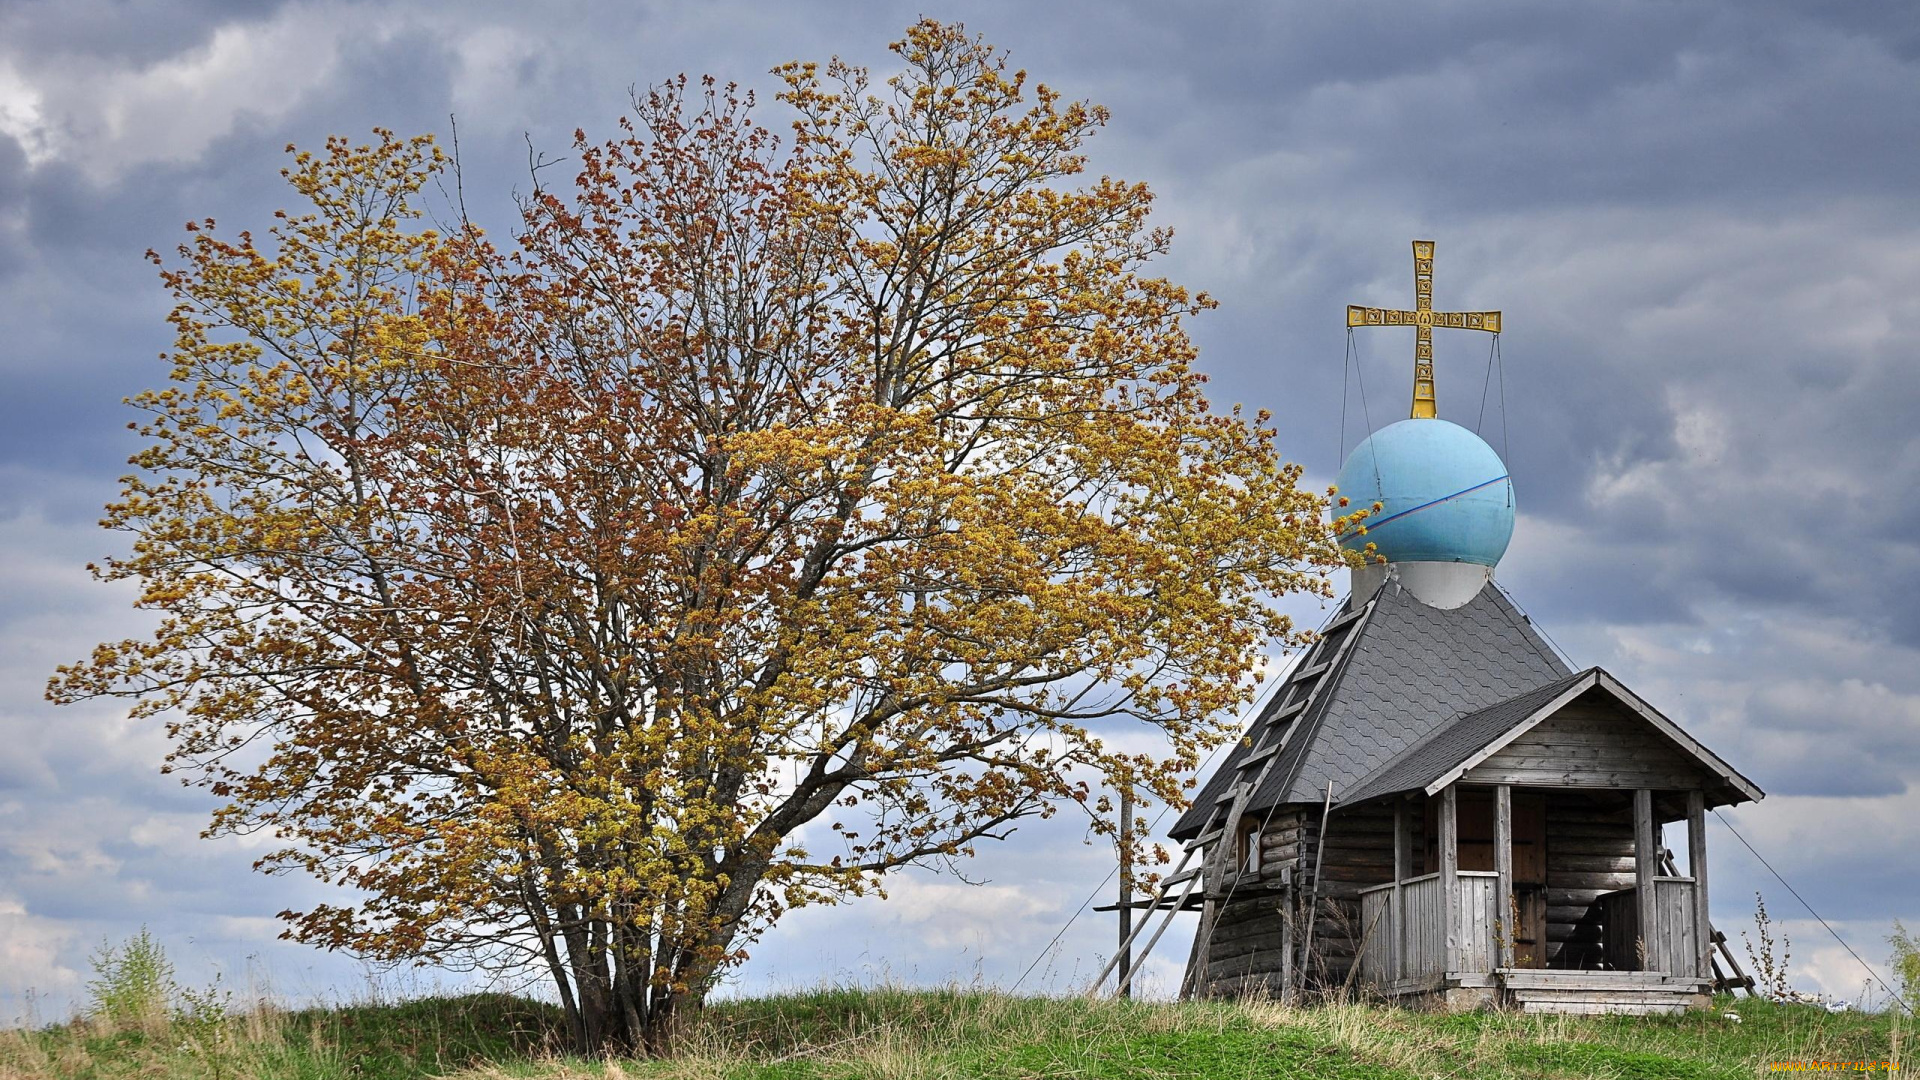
[1238,742,1279,768]
[1323,607,1364,633]
[1497,969,1701,987]
[1269,698,1307,721]
[1291,661,1331,683]
[1509,987,1699,1003]
[1517,1000,1689,1016]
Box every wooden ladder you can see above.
[1088,597,1378,999]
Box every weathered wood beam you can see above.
[1280,887,1296,1004]
[1634,788,1657,972]
[1393,796,1409,983]
[1439,783,1459,973]
[1494,783,1514,969]
[1688,790,1710,980]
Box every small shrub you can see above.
[1890,921,1920,1013]
[175,974,238,1077]
[1742,892,1794,999]
[85,926,175,1029]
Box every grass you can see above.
[0,986,1906,1080]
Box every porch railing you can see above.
[1358,870,1500,985]
[1600,876,1702,977]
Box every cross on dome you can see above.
[1346,240,1502,419]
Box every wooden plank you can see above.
[1589,671,1765,803]
[1210,931,1291,960]
[1547,837,1637,857]
[1635,789,1657,972]
[1439,784,1459,973]
[1552,854,1638,873]
[1545,871,1641,891]
[1518,1001,1688,1016]
[1393,797,1409,984]
[1324,606,1364,633]
[1688,790,1710,981]
[1547,879,1630,897]
[1500,971,1690,988]
[1495,728,1678,749]
[1511,993,1701,1008]
[1494,784,1513,970]
[1424,674,1601,793]
[1360,888,1390,984]
[1484,747,1686,768]
[1656,878,1699,978]
[1279,887,1295,1003]
[1463,767,1707,789]
[1456,873,1498,973]
[1545,821,1636,840]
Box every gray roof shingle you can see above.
[1332,668,1597,807]
[1169,578,1571,841]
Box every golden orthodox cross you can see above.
[1347,240,1502,419]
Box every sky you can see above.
[2,0,1918,1018]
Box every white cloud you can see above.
[0,3,373,182]
[0,61,55,166]
[0,892,84,1021]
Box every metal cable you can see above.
[1495,333,1510,467]
[1340,331,1353,468]
[1713,809,1915,1016]
[1350,330,1382,492]
[1477,334,1497,434]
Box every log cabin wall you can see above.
[1542,792,1635,968]
[1198,808,1307,996]
[1204,800,1411,992]
[1201,892,1288,995]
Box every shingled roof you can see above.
[1331,668,1594,807]
[1336,666,1765,809]
[1169,578,1571,841]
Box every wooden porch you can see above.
[1352,783,1715,1013]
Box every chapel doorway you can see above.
[1426,788,1548,968]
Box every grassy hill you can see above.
[1,986,1906,1079]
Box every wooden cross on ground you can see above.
[1347,240,1503,419]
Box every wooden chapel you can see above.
[1104,242,1763,1015]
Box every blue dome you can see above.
[1335,419,1514,567]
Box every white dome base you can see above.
[1350,561,1493,610]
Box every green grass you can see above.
[1,987,1907,1080]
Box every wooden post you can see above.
[1494,783,1514,970]
[1118,786,1134,998]
[1688,790,1710,980]
[1392,796,1409,983]
[1634,788,1657,972]
[1439,783,1459,974]
[1280,887,1296,1004]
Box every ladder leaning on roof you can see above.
[1086,595,1380,1000]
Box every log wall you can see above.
[1200,800,1414,994]
[1544,793,1636,968]
[1195,809,1308,996]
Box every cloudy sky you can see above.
[3,0,1918,1017]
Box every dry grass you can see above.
[2,983,1905,1079]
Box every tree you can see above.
[53,21,1350,1054]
